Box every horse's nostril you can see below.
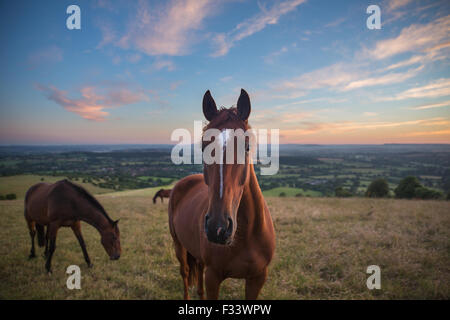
[227,217,233,234]
[204,214,210,232]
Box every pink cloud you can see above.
[36,84,148,121]
[117,0,218,56]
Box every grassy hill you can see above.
[0,175,113,199]
[0,192,448,299]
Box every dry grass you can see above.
[0,195,448,299]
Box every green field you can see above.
[0,192,448,299]
[0,175,113,199]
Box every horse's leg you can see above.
[173,240,190,299]
[45,223,59,274]
[161,196,163,203]
[26,220,36,259]
[245,268,267,300]
[44,227,49,258]
[71,221,92,267]
[205,267,223,300]
[197,262,205,300]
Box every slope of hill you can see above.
[0,194,448,299]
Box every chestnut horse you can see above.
[168,89,275,299]
[24,179,121,273]
[153,188,171,204]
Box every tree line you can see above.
[335,176,448,200]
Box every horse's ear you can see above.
[237,89,251,121]
[113,219,120,226]
[203,90,218,121]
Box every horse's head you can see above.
[202,89,252,245]
[101,219,121,260]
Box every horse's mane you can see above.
[63,179,114,224]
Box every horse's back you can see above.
[169,174,208,258]
[25,180,79,224]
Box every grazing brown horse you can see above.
[24,179,121,273]
[153,188,172,204]
[168,89,275,299]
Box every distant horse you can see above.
[24,179,121,273]
[168,89,275,299]
[153,188,171,204]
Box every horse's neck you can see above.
[80,207,110,234]
[238,165,267,235]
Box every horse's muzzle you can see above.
[110,254,120,260]
[205,214,233,245]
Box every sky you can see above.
[0,0,449,145]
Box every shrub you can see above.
[394,176,421,199]
[5,194,16,200]
[279,192,286,197]
[295,193,303,197]
[414,187,442,200]
[0,195,4,200]
[366,178,389,198]
[395,176,443,200]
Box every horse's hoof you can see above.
[28,254,36,259]
[47,270,52,276]
[87,263,93,268]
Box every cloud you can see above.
[36,84,148,121]
[276,63,361,92]
[263,46,288,64]
[342,66,423,91]
[152,59,176,71]
[325,17,346,28]
[212,0,306,56]
[170,80,183,90]
[96,21,117,49]
[402,129,450,137]
[386,0,413,12]
[220,76,233,82]
[118,0,217,56]
[380,78,450,101]
[281,118,449,138]
[367,15,450,60]
[364,112,378,117]
[126,53,142,63]
[411,100,450,110]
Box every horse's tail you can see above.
[36,224,45,247]
[187,252,198,287]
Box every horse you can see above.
[153,188,172,204]
[168,89,275,299]
[24,179,121,273]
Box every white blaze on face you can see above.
[218,130,230,199]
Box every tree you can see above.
[335,186,352,197]
[394,176,421,199]
[366,178,389,198]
